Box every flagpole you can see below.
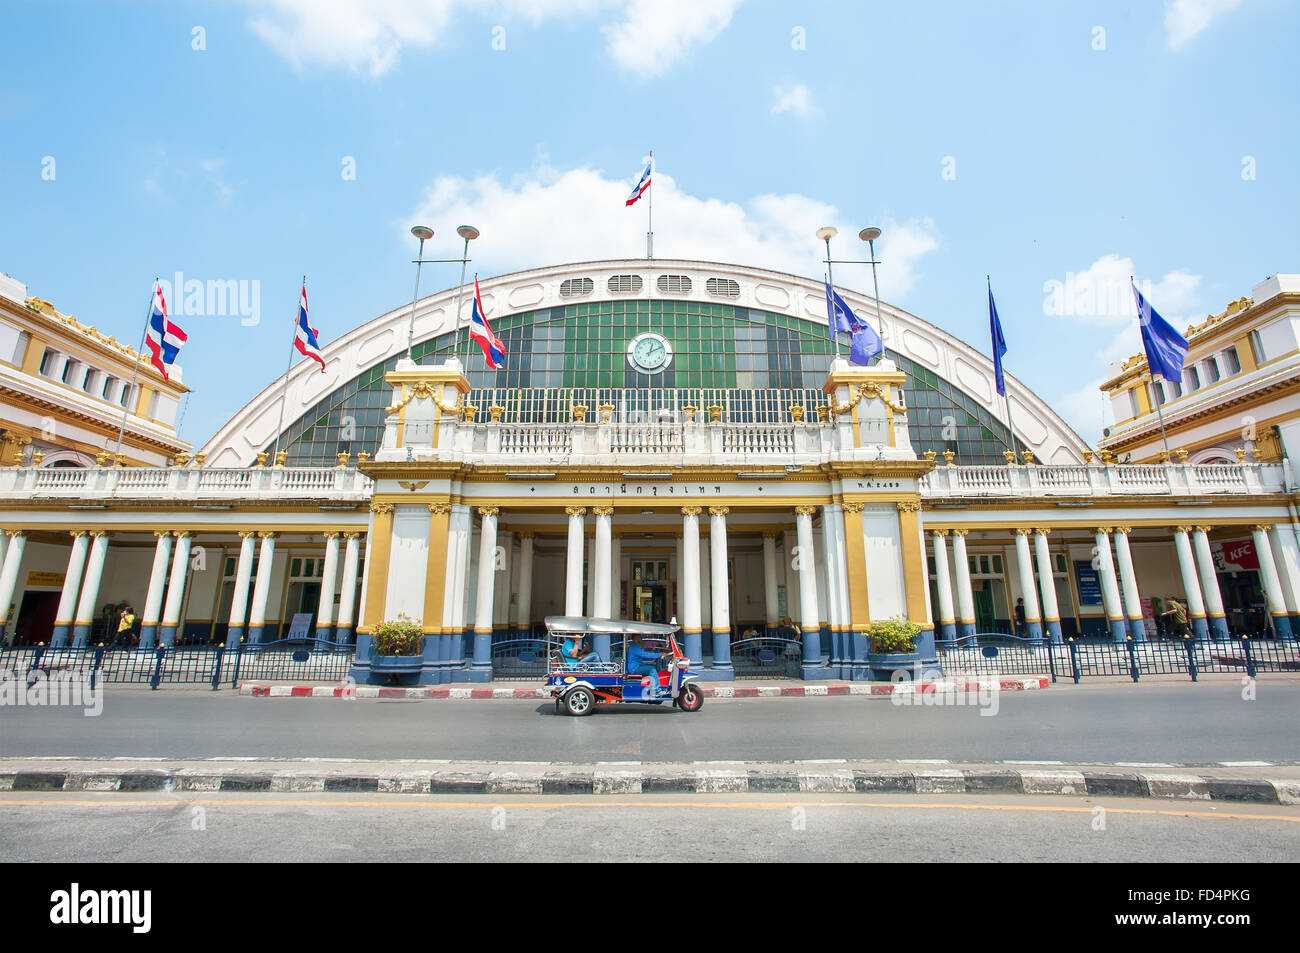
[270,276,304,464]
[111,279,160,461]
[989,275,1019,456]
[646,150,654,259]
[1132,276,1173,458]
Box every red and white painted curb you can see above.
[238,676,1050,699]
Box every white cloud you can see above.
[242,0,739,77]
[603,0,743,78]
[408,160,940,296]
[771,83,819,118]
[1164,0,1241,50]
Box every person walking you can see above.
[1160,597,1190,638]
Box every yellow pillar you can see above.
[896,498,929,626]
[423,502,452,636]
[359,502,394,633]
[841,502,870,629]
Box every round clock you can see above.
[627,332,673,374]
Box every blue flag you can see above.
[849,324,883,366]
[988,284,1007,397]
[825,280,861,337]
[1132,281,1188,382]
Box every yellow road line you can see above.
[0,797,1296,822]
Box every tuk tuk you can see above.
[545,615,704,716]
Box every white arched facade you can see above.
[201,259,1090,466]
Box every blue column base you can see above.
[1108,618,1126,642]
[334,625,354,645]
[694,668,735,682]
[454,667,492,683]
[957,621,976,640]
[471,631,492,678]
[1126,618,1147,641]
[50,624,70,647]
[246,625,264,645]
[1191,616,1210,640]
[71,623,92,647]
[224,625,242,649]
[711,630,731,670]
[1025,620,1043,642]
[159,624,178,647]
[1275,615,1296,641]
[1044,619,1063,644]
[801,663,837,680]
[938,621,956,641]
[684,632,704,669]
[1208,615,1230,641]
[314,626,335,648]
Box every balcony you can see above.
[919,461,1285,499]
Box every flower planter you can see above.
[369,654,423,675]
[865,651,941,682]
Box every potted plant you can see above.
[864,616,941,681]
[369,615,424,675]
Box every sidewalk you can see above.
[236,675,1052,699]
[2,756,1296,804]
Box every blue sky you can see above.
[1,0,1296,447]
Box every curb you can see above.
[236,676,1050,699]
[0,762,1294,804]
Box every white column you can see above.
[1252,524,1290,634]
[0,531,28,642]
[1093,527,1125,640]
[593,506,613,618]
[610,535,622,619]
[950,530,975,637]
[829,504,850,634]
[794,506,821,634]
[699,535,712,629]
[1191,525,1228,638]
[161,531,194,645]
[1032,529,1061,637]
[1012,529,1042,639]
[680,507,702,653]
[473,507,499,634]
[316,532,341,638]
[762,533,780,627]
[585,530,598,616]
[72,531,109,644]
[1112,527,1144,638]
[1268,523,1300,617]
[53,531,90,643]
[515,532,535,631]
[564,506,585,616]
[932,531,955,635]
[674,535,684,622]
[709,506,730,634]
[336,532,361,637]
[225,531,256,641]
[1172,527,1207,630]
[247,532,276,641]
[782,529,800,621]
[493,529,512,630]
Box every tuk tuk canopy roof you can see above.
[544,616,678,638]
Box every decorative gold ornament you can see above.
[337,451,351,467]
[682,405,698,422]
[707,405,723,422]
[789,404,804,422]
[370,502,394,516]
[571,404,588,422]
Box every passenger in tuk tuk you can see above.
[562,635,602,667]
[626,633,665,682]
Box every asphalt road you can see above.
[2,678,1297,764]
[1,792,1295,862]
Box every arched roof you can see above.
[200,259,1090,466]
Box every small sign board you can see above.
[1074,561,1103,606]
[26,571,65,587]
[286,612,314,641]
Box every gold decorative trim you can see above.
[680,505,702,516]
[565,506,587,517]
[370,502,394,516]
[708,505,730,516]
[478,506,500,517]
[830,382,907,416]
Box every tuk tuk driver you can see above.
[626,633,665,687]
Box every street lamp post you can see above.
[858,226,887,360]
[453,225,480,367]
[816,226,844,358]
[405,225,434,361]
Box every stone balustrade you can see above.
[919,461,1284,499]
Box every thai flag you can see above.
[625,153,652,206]
[294,281,325,372]
[468,277,504,369]
[144,281,186,382]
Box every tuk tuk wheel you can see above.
[564,687,595,716]
[677,684,704,712]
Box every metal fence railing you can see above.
[731,637,803,679]
[936,633,1300,683]
[489,637,549,680]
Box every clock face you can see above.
[628,333,672,374]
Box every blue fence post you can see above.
[90,644,105,691]
[1242,636,1256,679]
[1046,640,1058,683]
[230,638,243,688]
[211,644,225,691]
[1125,637,1139,682]
[150,646,165,690]
[1067,639,1080,683]
[1184,635,1198,681]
